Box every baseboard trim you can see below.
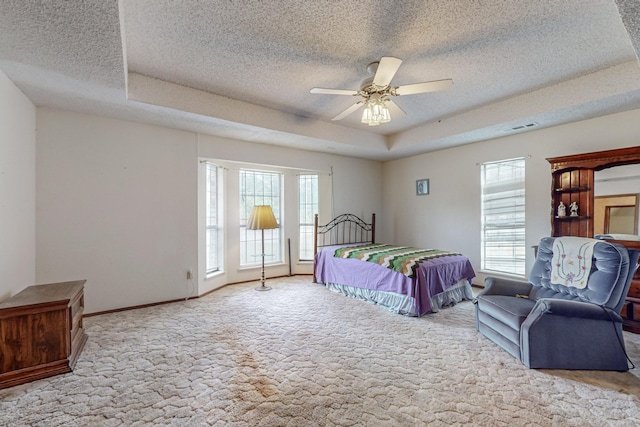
[85,274,311,317]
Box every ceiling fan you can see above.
[310,57,453,126]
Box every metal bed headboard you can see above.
[313,213,376,255]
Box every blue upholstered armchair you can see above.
[475,236,639,371]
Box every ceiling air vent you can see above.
[505,122,539,132]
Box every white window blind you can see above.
[481,158,526,276]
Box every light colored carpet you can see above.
[1,276,639,426]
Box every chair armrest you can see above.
[534,298,622,322]
[479,276,533,297]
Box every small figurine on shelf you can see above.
[570,201,579,217]
[557,201,566,217]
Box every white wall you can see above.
[36,109,383,312]
[36,103,640,309]
[36,109,198,313]
[0,70,36,301]
[381,108,640,285]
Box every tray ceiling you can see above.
[1,0,640,160]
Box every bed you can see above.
[313,213,475,316]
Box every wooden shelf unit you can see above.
[547,146,640,333]
[549,168,594,237]
[0,280,88,389]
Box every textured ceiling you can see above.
[1,0,640,160]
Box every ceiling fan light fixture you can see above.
[361,96,391,126]
[380,104,391,123]
[311,56,452,125]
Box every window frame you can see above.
[205,163,223,275]
[480,157,526,276]
[239,169,283,267]
[298,174,319,262]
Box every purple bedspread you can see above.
[314,244,476,316]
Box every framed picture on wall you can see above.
[416,179,429,195]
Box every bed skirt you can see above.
[324,279,473,316]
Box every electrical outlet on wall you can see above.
[186,269,192,280]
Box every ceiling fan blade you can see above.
[386,99,406,117]
[332,101,364,121]
[372,57,403,87]
[310,88,359,96]
[394,79,453,96]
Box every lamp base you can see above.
[255,285,272,291]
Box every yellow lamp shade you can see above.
[247,205,279,230]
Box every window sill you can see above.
[238,262,286,272]
[205,270,225,280]
[479,270,527,281]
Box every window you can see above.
[240,170,282,266]
[298,174,319,261]
[481,158,526,275]
[205,163,222,274]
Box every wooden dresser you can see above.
[547,146,640,333]
[0,280,88,389]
